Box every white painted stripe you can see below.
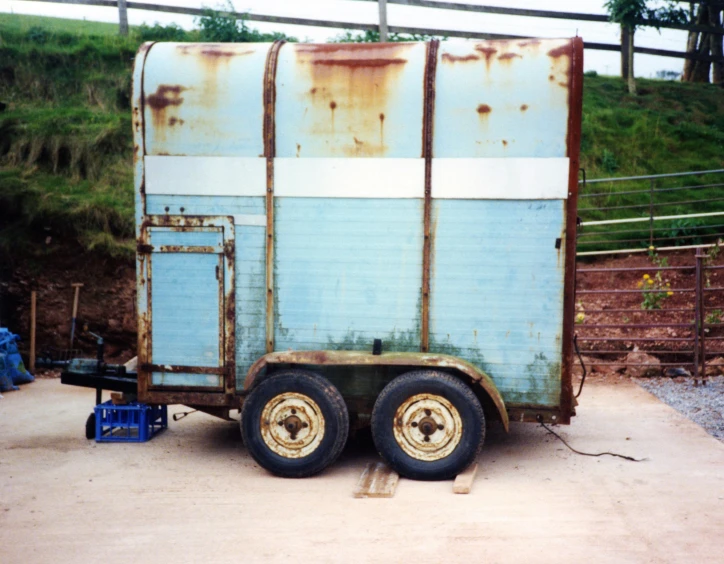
[233,214,266,227]
[145,156,266,196]
[275,158,425,198]
[431,158,570,200]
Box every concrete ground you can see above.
[1,377,723,564]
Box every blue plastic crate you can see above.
[95,401,167,443]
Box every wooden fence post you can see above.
[118,0,129,36]
[621,25,630,79]
[379,0,388,42]
[29,291,36,373]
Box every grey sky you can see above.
[3,0,691,77]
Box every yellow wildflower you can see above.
[649,246,655,251]
[637,281,643,288]
[647,279,654,285]
[643,274,650,280]
[667,291,674,296]
[575,313,585,323]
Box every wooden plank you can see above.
[353,462,399,499]
[453,463,478,494]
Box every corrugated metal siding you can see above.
[274,198,423,351]
[275,43,426,158]
[235,224,266,388]
[434,39,570,158]
[143,43,270,157]
[150,251,222,387]
[429,200,565,406]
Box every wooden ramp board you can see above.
[453,463,478,494]
[124,356,138,372]
[353,462,399,499]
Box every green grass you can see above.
[1,14,723,259]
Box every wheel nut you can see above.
[302,422,308,428]
[291,409,297,415]
[424,436,430,442]
[411,421,418,427]
[277,421,283,426]
[438,424,444,431]
[424,409,432,416]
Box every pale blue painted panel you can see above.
[143,43,269,157]
[434,39,571,158]
[146,195,265,216]
[150,228,222,248]
[151,253,221,380]
[429,199,565,407]
[275,43,426,158]
[275,198,423,352]
[235,225,267,389]
[151,372,222,387]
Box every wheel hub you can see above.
[260,392,325,458]
[393,393,462,461]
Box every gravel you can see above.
[636,376,724,441]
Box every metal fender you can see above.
[244,350,509,432]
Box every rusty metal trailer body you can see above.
[131,38,583,477]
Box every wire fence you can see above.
[577,169,724,257]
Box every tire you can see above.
[240,369,349,478]
[371,370,485,481]
[85,412,96,440]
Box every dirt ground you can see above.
[1,376,723,563]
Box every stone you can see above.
[705,357,724,377]
[624,351,661,377]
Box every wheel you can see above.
[240,369,349,478]
[85,412,96,440]
[371,370,485,481]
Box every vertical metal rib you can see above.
[560,37,584,423]
[421,40,439,353]
[263,40,285,354]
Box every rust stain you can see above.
[476,104,492,115]
[520,104,529,112]
[312,58,407,68]
[441,53,480,64]
[548,44,573,59]
[294,42,413,158]
[167,117,185,127]
[558,81,569,88]
[296,143,301,158]
[502,140,508,147]
[296,43,400,54]
[498,52,521,61]
[200,47,253,58]
[146,85,186,111]
[549,74,555,81]
[518,39,541,48]
[473,45,498,68]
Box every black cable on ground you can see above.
[538,418,648,462]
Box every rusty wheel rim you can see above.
[393,393,462,461]
[260,393,325,459]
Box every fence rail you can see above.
[577,169,724,257]
[13,0,724,64]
